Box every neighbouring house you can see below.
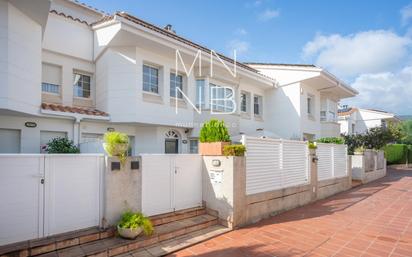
[338,106,401,135]
[0,0,356,154]
[245,63,358,140]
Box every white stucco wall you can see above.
[0,1,42,115]
[42,13,93,61]
[0,114,74,153]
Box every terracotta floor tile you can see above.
[170,168,412,257]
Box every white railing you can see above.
[317,143,348,181]
[243,136,309,195]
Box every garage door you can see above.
[0,129,21,153]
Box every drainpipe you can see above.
[73,117,82,147]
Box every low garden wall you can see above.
[202,148,352,228]
[351,150,386,184]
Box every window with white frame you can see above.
[170,73,183,98]
[73,72,91,98]
[210,83,234,112]
[42,63,61,94]
[196,79,205,108]
[307,94,314,116]
[254,95,262,116]
[240,91,250,113]
[143,64,159,94]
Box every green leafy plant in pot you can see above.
[103,132,129,166]
[199,119,231,156]
[117,211,153,239]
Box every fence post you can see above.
[310,148,318,201]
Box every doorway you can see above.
[164,130,179,154]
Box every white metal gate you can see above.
[243,136,310,195]
[0,154,103,245]
[141,154,202,216]
[317,143,348,180]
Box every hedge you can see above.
[408,145,412,164]
[316,137,344,144]
[383,144,408,165]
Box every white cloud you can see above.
[302,30,410,78]
[401,3,412,26]
[227,39,250,55]
[234,28,247,36]
[258,9,280,21]
[344,67,412,115]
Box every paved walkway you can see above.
[169,168,412,257]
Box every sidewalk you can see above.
[169,168,412,257]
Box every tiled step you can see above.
[149,207,206,226]
[0,227,114,257]
[35,214,218,257]
[123,225,231,257]
[352,179,363,188]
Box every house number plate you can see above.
[210,170,223,184]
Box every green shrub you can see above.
[118,211,153,236]
[408,145,412,164]
[223,144,246,156]
[104,132,129,166]
[316,137,344,144]
[46,137,80,153]
[199,119,231,143]
[383,144,408,164]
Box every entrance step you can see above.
[0,227,114,257]
[0,210,224,257]
[124,225,230,257]
[149,207,206,226]
[352,179,363,188]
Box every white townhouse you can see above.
[246,63,358,140]
[0,0,356,154]
[338,107,400,135]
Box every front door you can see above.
[165,139,178,154]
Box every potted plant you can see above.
[199,119,231,156]
[354,146,365,155]
[117,211,153,239]
[103,132,129,166]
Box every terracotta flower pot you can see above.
[117,225,143,239]
[199,142,230,156]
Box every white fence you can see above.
[141,154,203,216]
[243,136,309,195]
[317,143,348,181]
[0,154,103,245]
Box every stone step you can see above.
[149,207,206,226]
[33,214,218,257]
[0,227,115,257]
[122,225,231,257]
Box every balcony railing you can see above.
[320,111,338,123]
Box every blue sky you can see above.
[84,0,412,115]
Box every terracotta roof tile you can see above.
[92,12,275,82]
[50,10,90,25]
[41,103,109,117]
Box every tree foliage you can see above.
[343,123,403,154]
[398,120,412,144]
